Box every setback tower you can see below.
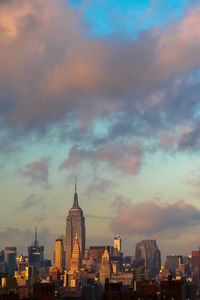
[65,179,85,270]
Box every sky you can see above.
[1,0,200,261]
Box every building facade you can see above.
[27,226,44,283]
[99,248,112,286]
[54,238,64,273]
[166,255,183,277]
[135,240,161,278]
[4,247,17,276]
[191,250,200,288]
[114,236,121,253]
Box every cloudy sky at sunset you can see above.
[1,0,200,260]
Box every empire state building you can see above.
[65,180,86,270]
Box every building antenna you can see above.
[75,176,77,193]
[34,221,38,246]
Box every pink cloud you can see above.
[0,1,200,131]
[157,8,200,77]
[84,177,115,196]
[20,156,51,187]
[110,199,200,235]
[59,140,142,174]
[159,124,192,151]
[59,149,88,169]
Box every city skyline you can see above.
[1,0,200,260]
[0,182,199,263]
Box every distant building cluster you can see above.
[0,181,199,299]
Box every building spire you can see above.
[72,177,79,208]
[34,222,38,246]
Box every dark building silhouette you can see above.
[191,250,200,289]
[166,255,183,277]
[4,247,17,276]
[32,282,55,300]
[135,240,161,278]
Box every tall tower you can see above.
[54,238,64,273]
[27,224,44,282]
[114,235,122,253]
[99,248,112,285]
[4,247,17,276]
[28,224,44,265]
[135,240,161,278]
[65,179,85,270]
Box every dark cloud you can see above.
[20,156,51,187]
[56,75,200,153]
[110,199,200,235]
[0,227,33,249]
[178,122,200,151]
[111,195,131,213]
[84,177,115,196]
[19,194,44,209]
[157,117,200,153]
[0,138,19,156]
[0,226,55,259]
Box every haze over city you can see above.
[1,0,200,261]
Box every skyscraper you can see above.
[28,225,44,266]
[166,255,183,277]
[191,250,200,288]
[135,240,161,278]
[54,238,64,273]
[4,247,17,276]
[27,225,44,282]
[65,179,86,270]
[114,235,122,253]
[99,247,112,285]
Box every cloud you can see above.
[59,140,142,174]
[20,156,51,187]
[84,177,115,196]
[184,167,200,199]
[0,138,18,155]
[110,199,200,235]
[86,214,113,220]
[0,0,200,140]
[0,227,55,259]
[158,123,192,152]
[111,194,131,212]
[157,7,200,78]
[178,122,200,151]
[0,0,83,129]
[19,194,44,209]
[59,148,86,169]
[157,120,200,153]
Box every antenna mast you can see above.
[34,222,38,246]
